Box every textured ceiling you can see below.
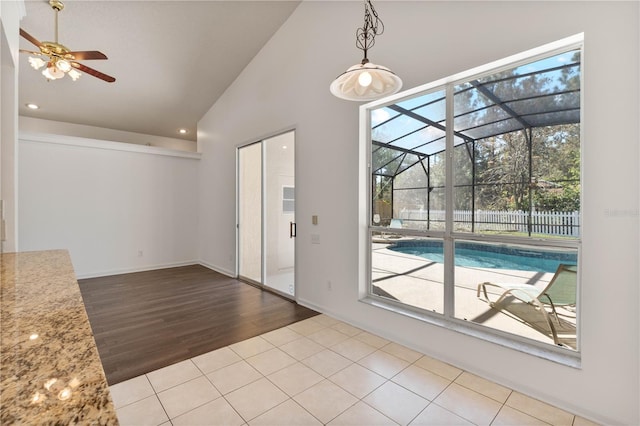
[18,0,300,142]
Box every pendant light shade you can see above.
[330,60,402,102]
[330,0,402,102]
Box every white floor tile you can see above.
[192,347,242,374]
[280,337,325,360]
[330,338,378,362]
[267,362,324,396]
[454,371,512,403]
[111,315,585,426]
[229,336,275,359]
[434,383,502,425]
[225,377,289,421]
[409,403,474,425]
[249,399,323,426]
[293,380,359,424]
[261,327,303,347]
[391,364,451,401]
[353,331,390,349]
[116,395,168,426]
[302,349,353,377]
[363,381,430,425]
[109,375,155,408]
[492,405,551,425]
[312,315,342,327]
[171,397,245,426]
[245,347,297,376]
[358,350,410,379]
[156,376,221,419]
[330,322,363,337]
[206,360,262,395]
[505,392,574,425]
[329,363,387,399]
[146,359,203,393]
[287,318,327,336]
[307,327,350,347]
[328,401,398,425]
[380,342,423,363]
[414,355,463,381]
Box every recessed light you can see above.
[178,128,188,135]
[26,103,40,110]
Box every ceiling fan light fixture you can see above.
[56,59,72,72]
[19,0,115,83]
[28,56,46,70]
[330,0,402,102]
[42,63,64,80]
[68,69,81,81]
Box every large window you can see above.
[365,37,582,354]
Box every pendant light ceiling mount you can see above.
[330,0,402,102]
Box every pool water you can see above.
[388,241,577,273]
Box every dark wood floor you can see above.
[78,265,319,385]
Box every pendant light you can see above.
[330,0,402,102]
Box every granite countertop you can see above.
[1,250,118,425]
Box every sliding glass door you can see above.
[237,131,296,298]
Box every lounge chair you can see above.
[477,264,577,345]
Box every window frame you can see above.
[359,34,584,365]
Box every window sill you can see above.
[359,296,581,369]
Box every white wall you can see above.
[18,133,200,278]
[197,1,639,424]
[20,116,197,152]
[1,0,25,252]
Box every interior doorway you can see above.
[237,131,295,298]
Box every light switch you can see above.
[311,234,320,244]
[312,215,318,225]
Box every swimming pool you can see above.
[387,240,577,273]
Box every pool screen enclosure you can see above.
[367,40,582,352]
[371,49,581,237]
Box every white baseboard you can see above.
[74,260,199,279]
[75,259,236,280]
[197,260,236,278]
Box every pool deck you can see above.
[372,242,577,349]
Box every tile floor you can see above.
[110,315,597,426]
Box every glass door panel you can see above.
[237,131,296,299]
[238,142,262,283]
[264,132,295,297]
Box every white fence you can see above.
[398,209,580,236]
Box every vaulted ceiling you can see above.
[18,0,300,142]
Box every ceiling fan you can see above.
[20,0,115,83]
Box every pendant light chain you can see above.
[329,0,402,101]
[356,0,384,62]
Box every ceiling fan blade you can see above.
[20,49,43,56]
[71,62,116,83]
[68,51,108,60]
[20,28,42,48]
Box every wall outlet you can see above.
[137,249,143,257]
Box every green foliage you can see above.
[370,49,581,218]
